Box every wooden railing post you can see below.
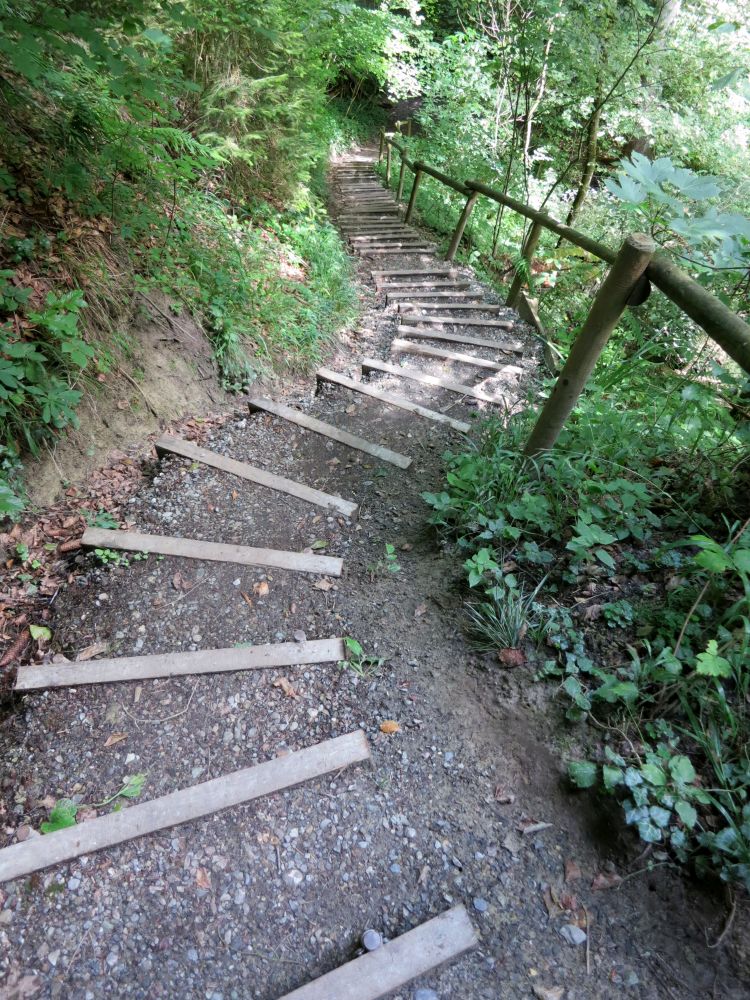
[396,157,407,202]
[446,192,479,262]
[378,130,385,163]
[404,168,423,224]
[524,234,655,457]
[385,142,392,186]
[507,219,543,307]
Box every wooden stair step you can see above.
[396,325,524,354]
[390,339,522,373]
[247,396,412,469]
[82,528,343,577]
[397,302,504,312]
[15,638,346,691]
[0,731,371,883]
[372,268,455,278]
[361,357,507,404]
[379,280,471,291]
[154,435,356,517]
[277,905,477,1000]
[399,313,514,330]
[316,367,470,433]
[386,290,481,300]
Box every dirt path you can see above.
[0,148,744,1000]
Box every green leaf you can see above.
[669,755,696,784]
[603,765,624,790]
[119,773,147,799]
[641,763,667,786]
[568,760,598,789]
[40,798,78,834]
[29,624,52,641]
[695,640,732,677]
[311,539,327,550]
[675,800,698,829]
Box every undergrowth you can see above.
[424,350,750,890]
[0,1,390,516]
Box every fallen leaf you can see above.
[494,785,515,804]
[29,624,51,642]
[564,858,583,883]
[542,885,560,917]
[345,404,357,414]
[231,490,239,501]
[77,808,98,823]
[559,891,579,912]
[313,578,333,591]
[103,732,127,748]
[311,539,328,550]
[498,647,525,668]
[591,870,622,891]
[253,580,269,597]
[582,603,602,622]
[400,542,412,551]
[414,602,427,618]
[240,592,254,608]
[417,864,430,885]
[76,641,108,662]
[196,868,211,890]
[273,677,298,699]
[379,720,400,734]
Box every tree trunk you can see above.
[565,97,602,228]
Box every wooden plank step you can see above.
[380,280,471,291]
[395,326,524,354]
[399,313,514,330]
[277,905,477,1000]
[15,638,346,691]
[0,731,371,883]
[154,435,357,518]
[398,302,504,312]
[386,290,481,301]
[316,367,470,433]
[247,396,412,469]
[81,528,343,577]
[361,358,507,404]
[350,234,423,241]
[391,339,522,373]
[360,249,435,256]
[372,268,455,278]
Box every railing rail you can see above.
[380,130,750,376]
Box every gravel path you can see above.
[0,148,746,1000]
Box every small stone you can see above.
[48,950,60,967]
[389,863,402,874]
[559,923,587,946]
[473,897,488,913]
[413,990,439,1000]
[0,910,12,925]
[187,948,199,962]
[233,579,241,587]
[106,951,119,968]
[293,630,307,642]
[67,877,81,891]
[283,868,304,887]
[362,929,382,951]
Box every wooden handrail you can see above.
[380,132,750,375]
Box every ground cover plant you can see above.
[424,342,750,889]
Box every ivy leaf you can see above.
[568,760,598,789]
[675,800,698,829]
[641,763,667,786]
[603,765,624,790]
[669,755,696,784]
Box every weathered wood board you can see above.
[155,435,357,517]
[0,731,371,883]
[247,396,412,469]
[361,358,507,404]
[397,326,524,354]
[277,905,478,1000]
[398,313,514,329]
[15,638,346,691]
[390,338,521,373]
[82,528,343,576]
[316,367,470,432]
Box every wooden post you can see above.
[446,192,479,262]
[378,130,384,163]
[507,219,543,307]
[396,158,407,202]
[385,142,392,186]
[406,119,412,137]
[523,233,655,457]
[404,168,423,224]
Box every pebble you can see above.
[283,868,304,887]
[413,990,439,1000]
[473,897,488,913]
[559,923,587,946]
[389,863,401,874]
[187,948,199,962]
[68,876,81,891]
[362,929,382,951]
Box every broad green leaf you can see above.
[119,773,147,799]
[669,755,696,784]
[29,624,52,641]
[695,640,732,677]
[568,760,598,789]
[675,800,698,829]
[641,763,667,786]
[603,765,624,790]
